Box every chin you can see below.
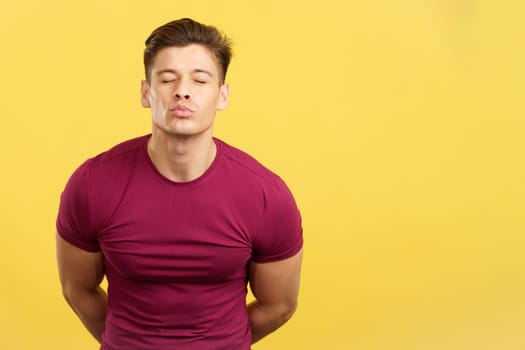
[167,128,205,138]
[156,121,193,135]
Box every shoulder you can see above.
[214,138,299,224]
[215,138,284,188]
[84,134,149,171]
[215,140,303,262]
[58,135,150,235]
[65,134,150,201]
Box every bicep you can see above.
[56,232,105,293]
[249,249,303,307]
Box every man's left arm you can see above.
[248,248,303,344]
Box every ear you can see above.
[141,80,151,108]
[216,83,230,111]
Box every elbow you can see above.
[249,300,299,343]
[286,301,298,321]
[61,283,88,310]
[61,284,77,308]
[276,301,298,326]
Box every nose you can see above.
[173,80,191,100]
[175,93,191,100]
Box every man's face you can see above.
[141,44,229,137]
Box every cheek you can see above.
[150,101,169,123]
[151,95,169,112]
[202,93,221,110]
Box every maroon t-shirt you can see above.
[56,135,303,350]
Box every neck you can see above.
[147,128,217,182]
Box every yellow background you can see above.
[1,1,524,349]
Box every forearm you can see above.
[247,300,296,344]
[64,286,108,343]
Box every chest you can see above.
[97,182,261,284]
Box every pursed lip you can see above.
[170,104,194,117]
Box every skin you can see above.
[57,43,302,345]
[141,44,229,182]
[56,237,107,343]
[248,249,303,343]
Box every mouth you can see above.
[170,104,193,118]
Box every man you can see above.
[56,18,303,349]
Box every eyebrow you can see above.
[156,68,214,77]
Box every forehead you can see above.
[151,44,220,77]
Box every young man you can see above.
[56,18,303,349]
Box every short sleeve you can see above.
[251,178,303,263]
[56,161,100,252]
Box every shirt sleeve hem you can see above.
[250,237,303,264]
[57,229,101,253]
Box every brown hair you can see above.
[144,18,232,83]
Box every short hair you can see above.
[144,18,232,83]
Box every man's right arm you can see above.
[56,233,108,344]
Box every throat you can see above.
[147,136,217,182]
